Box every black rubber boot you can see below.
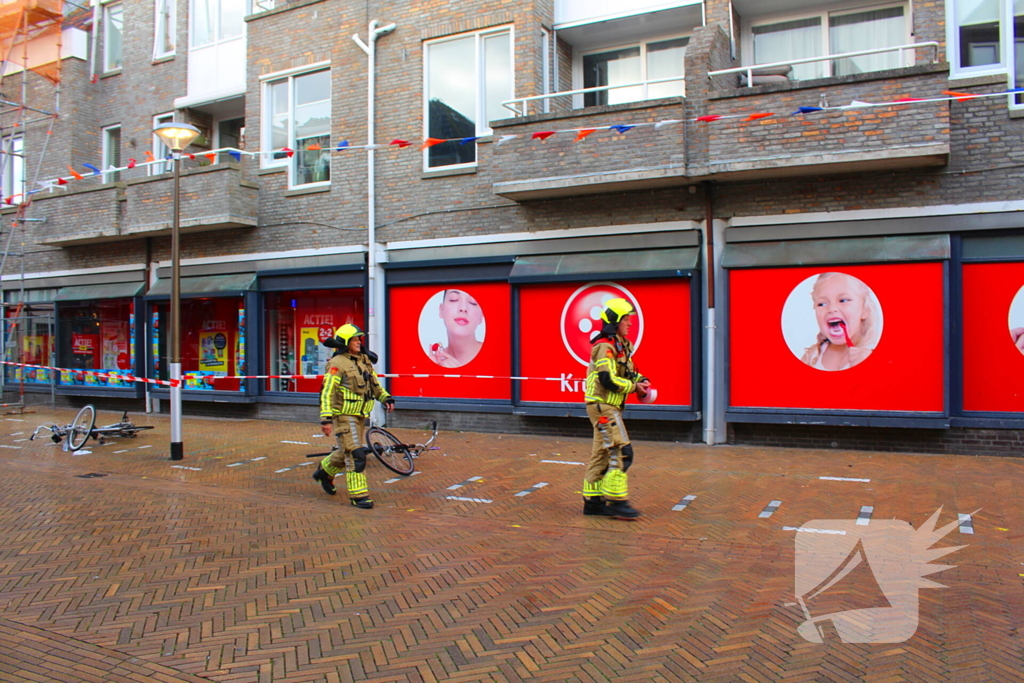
[605,500,640,519]
[350,497,374,509]
[583,496,609,516]
[312,466,336,495]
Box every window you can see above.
[151,113,174,175]
[57,299,133,388]
[152,298,244,392]
[582,37,687,107]
[750,4,907,80]
[949,1,1024,104]
[216,117,245,163]
[191,0,245,48]
[424,27,513,169]
[104,3,124,72]
[262,69,330,186]
[1,134,24,204]
[153,0,176,58]
[102,126,121,183]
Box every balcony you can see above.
[491,88,685,201]
[696,43,950,180]
[31,163,258,247]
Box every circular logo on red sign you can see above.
[559,282,643,366]
[317,325,335,343]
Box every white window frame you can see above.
[151,113,174,175]
[743,1,912,79]
[421,25,515,172]
[1,134,24,204]
[573,32,690,108]
[102,125,121,184]
[153,0,176,59]
[189,0,246,50]
[259,66,331,188]
[947,0,1024,109]
[103,2,124,72]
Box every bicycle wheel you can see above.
[366,427,414,476]
[67,405,95,451]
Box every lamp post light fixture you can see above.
[153,121,200,461]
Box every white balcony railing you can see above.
[501,76,685,117]
[709,42,940,87]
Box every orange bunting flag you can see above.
[531,131,555,141]
[943,90,979,102]
[743,112,774,121]
[127,158,136,169]
[696,115,722,122]
[66,165,83,180]
[143,150,155,162]
[281,147,294,158]
[305,143,321,151]
[204,153,216,163]
[574,129,596,142]
[389,139,411,148]
[419,138,446,150]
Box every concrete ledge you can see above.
[493,164,689,201]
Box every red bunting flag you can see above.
[281,147,294,157]
[127,158,136,169]
[143,151,155,162]
[389,139,411,148]
[574,129,596,142]
[696,115,722,122]
[943,90,979,102]
[204,153,216,163]
[186,153,195,160]
[420,138,446,150]
[531,131,555,141]
[56,177,67,185]
[743,112,774,121]
[305,143,321,151]
[66,165,83,180]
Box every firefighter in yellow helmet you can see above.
[582,298,650,519]
[312,324,394,509]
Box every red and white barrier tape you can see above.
[209,373,567,382]
[0,361,180,387]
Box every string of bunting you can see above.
[10,87,1020,206]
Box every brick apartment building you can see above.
[1,0,1023,456]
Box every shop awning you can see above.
[148,273,257,296]
[721,234,950,269]
[54,282,145,301]
[508,248,699,283]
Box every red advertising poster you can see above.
[71,333,99,367]
[962,262,1024,412]
[729,264,944,412]
[388,282,511,400]
[518,279,692,406]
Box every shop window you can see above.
[424,27,513,169]
[581,36,688,107]
[262,69,331,186]
[264,289,364,393]
[57,299,134,388]
[151,297,245,391]
[104,3,124,72]
[4,304,54,385]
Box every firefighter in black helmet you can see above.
[582,298,649,519]
[312,324,394,509]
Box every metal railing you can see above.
[501,75,685,117]
[709,42,939,87]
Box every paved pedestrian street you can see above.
[0,407,1021,682]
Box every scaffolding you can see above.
[0,0,64,409]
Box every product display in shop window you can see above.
[57,299,133,388]
[151,299,244,392]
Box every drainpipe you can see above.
[353,20,395,426]
[703,182,718,445]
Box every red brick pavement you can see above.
[0,407,1021,682]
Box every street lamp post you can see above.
[153,121,200,461]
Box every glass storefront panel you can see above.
[152,297,245,391]
[4,304,54,385]
[56,299,134,387]
[264,288,363,393]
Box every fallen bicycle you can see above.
[30,405,154,452]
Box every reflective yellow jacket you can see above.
[319,352,390,419]
[584,335,641,406]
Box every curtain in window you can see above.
[830,7,905,76]
[752,18,823,80]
